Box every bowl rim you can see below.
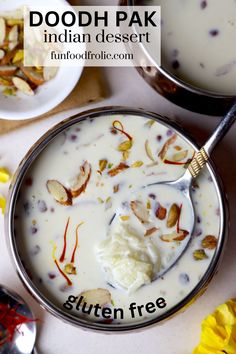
[5,106,229,332]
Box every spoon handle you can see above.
[204,101,236,155]
[188,101,236,178]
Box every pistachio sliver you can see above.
[118,140,132,152]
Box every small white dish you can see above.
[0,0,85,120]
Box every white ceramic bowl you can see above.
[0,0,85,120]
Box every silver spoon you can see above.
[0,285,37,354]
[110,102,236,280]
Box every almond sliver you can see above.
[70,161,91,198]
[0,18,6,45]
[12,77,34,96]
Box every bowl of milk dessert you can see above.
[5,107,227,331]
[126,0,236,115]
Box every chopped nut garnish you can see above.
[122,151,130,161]
[160,229,189,242]
[145,227,159,237]
[173,150,188,162]
[145,139,155,161]
[105,196,112,210]
[108,162,129,177]
[120,215,130,221]
[130,200,150,223]
[99,159,108,172]
[201,235,218,250]
[167,203,180,228]
[64,263,77,275]
[193,249,208,260]
[155,204,167,220]
[144,119,155,128]
[70,161,92,198]
[46,180,72,206]
[113,184,119,193]
[118,140,132,152]
[131,161,143,168]
[158,134,177,160]
[97,197,104,204]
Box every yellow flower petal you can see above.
[193,299,236,354]
[0,195,6,214]
[0,167,10,183]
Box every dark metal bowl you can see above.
[5,106,228,332]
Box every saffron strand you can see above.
[59,217,70,262]
[70,222,84,263]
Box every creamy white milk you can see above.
[150,0,236,94]
[15,114,221,325]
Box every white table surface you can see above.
[1,4,236,353]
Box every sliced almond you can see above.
[12,77,34,96]
[145,139,155,161]
[1,48,18,65]
[108,162,129,177]
[155,204,167,220]
[70,161,91,198]
[0,49,5,60]
[20,66,45,86]
[160,229,189,242]
[130,200,150,224]
[158,134,177,160]
[0,66,17,76]
[0,18,6,45]
[43,66,58,81]
[78,288,111,307]
[46,180,72,206]
[173,150,188,162]
[8,25,19,50]
[145,227,159,237]
[167,203,180,228]
[201,235,218,250]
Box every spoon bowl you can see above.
[0,285,36,354]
